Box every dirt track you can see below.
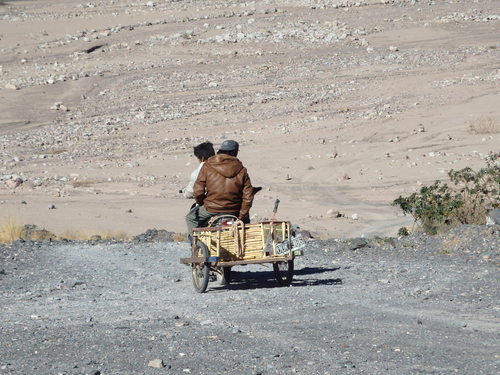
[1,225,498,374]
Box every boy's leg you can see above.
[185,205,200,235]
[185,205,218,234]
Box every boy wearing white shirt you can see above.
[181,142,215,199]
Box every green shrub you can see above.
[393,152,499,234]
[397,227,410,237]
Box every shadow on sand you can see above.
[208,266,342,292]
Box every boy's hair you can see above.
[194,142,215,160]
[217,149,238,157]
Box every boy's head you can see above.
[194,142,215,162]
[217,140,239,157]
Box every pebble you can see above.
[148,359,165,368]
[5,83,20,90]
[327,209,342,218]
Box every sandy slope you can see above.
[0,0,498,238]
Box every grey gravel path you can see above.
[1,225,498,374]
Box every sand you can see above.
[0,0,498,239]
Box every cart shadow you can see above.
[209,266,342,292]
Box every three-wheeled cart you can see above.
[180,217,305,293]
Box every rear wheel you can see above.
[273,260,294,286]
[192,242,209,293]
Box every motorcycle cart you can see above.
[180,215,305,293]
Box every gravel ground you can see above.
[0,225,498,375]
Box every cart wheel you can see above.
[273,260,294,286]
[192,242,209,293]
[217,267,232,286]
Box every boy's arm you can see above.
[193,164,207,206]
[239,170,254,220]
[182,164,202,199]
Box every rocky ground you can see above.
[1,224,498,374]
[1,0,499,238]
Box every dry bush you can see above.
[172,232,188,242]
[60,230,91,241]
[43,148,67,155]
[0,216,24,243]
[71,180,95,188]
[23,226,57,241]
[60,230,130,241]
[468,116,500,134]
[101,231,130,241]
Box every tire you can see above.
[192,242,210,293]
[217,266,232,286]
[273,260,294,286]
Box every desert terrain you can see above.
[0,0,499,238]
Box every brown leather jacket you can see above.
[194,154,254,219]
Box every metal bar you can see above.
[214,255,293,267]
[180,256,206,265]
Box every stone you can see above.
[349,237,369,250]
[48,204,56,209]
[134,229,174,242]
[31,179,43,188]
[326,209,342,218]
[5,83,19,90]
[21,224,57,241]
[148,359,165,368]
[351,213,359,220]
[51,102,63,110]
[486,209,500,225]
[5,179,22,189]
[298,229,314,239]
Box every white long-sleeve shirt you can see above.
[182,162,204,199]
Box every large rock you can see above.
[349,237,370,250]
[21,225,57,241]
[486,209,500,225]
[5,179,22,189]
[1,174,23,189]
[133,229,174,243]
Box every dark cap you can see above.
[219,140,239,151]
